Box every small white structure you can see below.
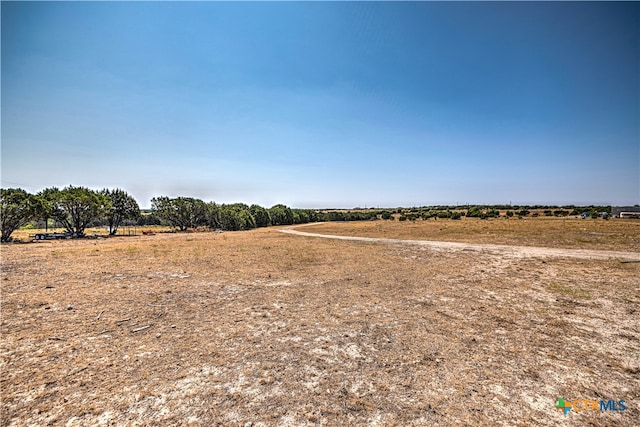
[611,206,640,218]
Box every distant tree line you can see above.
[0,185,619,242]
[370,205,613,221]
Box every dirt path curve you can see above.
[280,223,640,261]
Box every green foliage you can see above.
[249,204,271,227]
[7,186,621,239]
[216,204,256,231]
[421,211,435,220]
[101,189,140,235]
[40,186,110,237]
[306,209,321,222]
[466,206,484,218]
[466,206,499,219]
[1,188,46,242]
[292,209,313,224]
[151,196,207,231]
[326,211,346,221]
[486,208,499,218]
[239,209,256,229]
[137,212,163,226]
[206,202,221,229]
[269,204,294,226]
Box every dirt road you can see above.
[280,224,640,261]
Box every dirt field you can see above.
[1,219,639,426]
[298,217,640,252]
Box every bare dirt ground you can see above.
[1,219,639,426]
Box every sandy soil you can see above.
[1,222,639,426]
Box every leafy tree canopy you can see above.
[151,196,207,231]
[40,186,110,236]
[101,188,140,235]
[1,188,46,242]
[249,204,271,228]
[268,204,294,226]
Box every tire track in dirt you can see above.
[280,223,640,261]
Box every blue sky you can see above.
[2,1,638,208]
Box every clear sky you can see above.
[2,1,638,208]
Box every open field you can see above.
[1,220,639,426]
[299,217,640,252]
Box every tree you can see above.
[1,188,45,242]
[101,189,140,235]
[327,211,346,221]
[217,204,256,231]
[292,209,310,224]
[306,209,321,222]
[40,186,110,237]
[206,202,222,229]
[249,204,271,228]
[268,204,294,226]
[238,209,256,230]
[137,212,163,226]
[151,196,208,231]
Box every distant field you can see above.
[301,217,640,252]
[1,222,638,425]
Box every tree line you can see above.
[1,186,140,242]
[0,186,380,242]
[0,186,619,242]
[148,197,325,232]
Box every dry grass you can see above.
[11,226,173,241]
[301,217,640,252]
[1,221,639,426]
